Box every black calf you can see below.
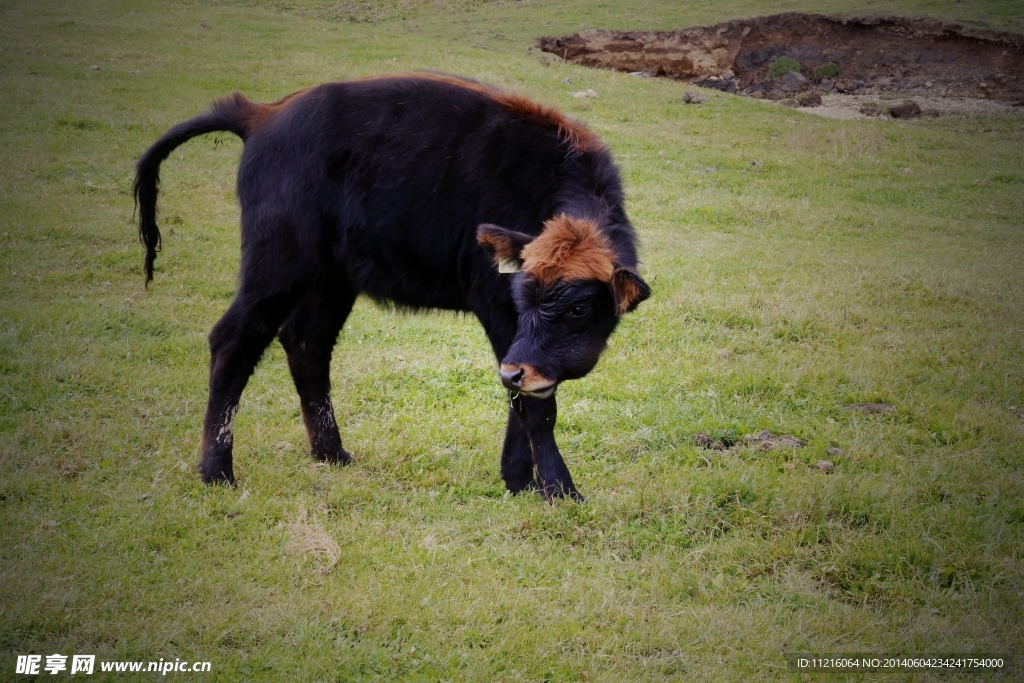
[134,73,650,500]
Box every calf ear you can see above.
[477,224,534,274]
[610,267,651,316]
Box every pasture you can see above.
[1,0,1022,680]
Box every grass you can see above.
[767,57,800,81]
[1,0,1023,680]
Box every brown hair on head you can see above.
[520,214,617,285]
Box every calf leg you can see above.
[475,300,539,494]
[515,394,582,502]
[277,283,356,465]
[200,291,298,484]
[501,394,536,493]
[475,299,580,500]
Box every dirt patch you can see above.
[810,92,1011,119]
[693,429,806,452]
[845,402,896,414]
[538,13,1024,116]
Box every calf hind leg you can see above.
[278,283,357,465]
[200,291,299,484]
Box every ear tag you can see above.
[498,258,521,274]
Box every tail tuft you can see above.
[135,162,162,287]
[133,92,260,286]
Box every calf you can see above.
[134,73,650,500]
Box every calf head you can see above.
[478,214,650,398]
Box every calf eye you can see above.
[568,304,589,319]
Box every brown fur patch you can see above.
[477,226,522,264]
[610,267,650,316]
[477,231,508,258]
[356,72,601,153]
[228,89,310,133]
[233,74,600,152]
[496,91,600,153]
[520,214,617,285]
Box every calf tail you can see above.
[134,93,264,286]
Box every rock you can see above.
[777,69,808,93]
[721,69,735,79]
[859,101,889,117]
[560,76,573,84]
[716,348,733,359]
[89,65,101,70]
[682,89,707,104]
[751,91,766,99]
[572,89,598,98]
[746,430,773,443]
[693,432,714,448]
[814,460,835,473]
[798,91,822,107]
[826,447,845,457]
[889,100,922,118]
[695,76,737,93]
[921,108,941,117]
[780,98,798,107]
[743,430,806,451]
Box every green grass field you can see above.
[2,0,1023,680]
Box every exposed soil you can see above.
[538,14,1024,116]
[845,402,896,414]
[693,429,807,453]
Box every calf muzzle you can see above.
[499,363,555,398]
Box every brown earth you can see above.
[538,14,1024,108]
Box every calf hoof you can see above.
[199,458,235,485]
[504,477,538,495]
[539,482,584,503]
[315,446,352,466]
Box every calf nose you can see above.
[500,365,525,390]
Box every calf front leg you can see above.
[516,393,582,502]
[501,393,536,493]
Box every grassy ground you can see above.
[1,0,1023,680]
